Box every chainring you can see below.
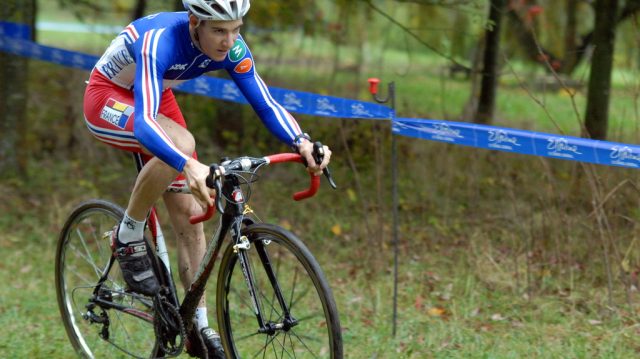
[153,295,186,357]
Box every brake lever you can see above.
[312,142,337,190]
[207,164,225,214]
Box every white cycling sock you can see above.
[117,212,146,244]
[195,307,209,330]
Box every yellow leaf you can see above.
[280,220,292,230]
[427,307,445,317]
[622,259,630,272]
[347,188,357,202]
[331,224,342,236]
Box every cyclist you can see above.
[82,0,331,357]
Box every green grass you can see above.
[3,197,640,358]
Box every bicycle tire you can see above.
[216,223,343,358]
[55,199,157,358]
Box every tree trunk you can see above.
[475,0,506,124]
[0,0,34,178]
[584,0,618,140]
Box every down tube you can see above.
[180,215,230,326]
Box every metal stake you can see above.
[368,78,398,336]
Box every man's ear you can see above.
[188,14,200,27]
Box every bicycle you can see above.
[55,142,343,358]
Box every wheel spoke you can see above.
[288,266,299,310]
[69,240,103,279]
[75,226,104,276]
[287,330,321,358]
[251,332,282,359]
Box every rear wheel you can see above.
[216,223,343,358]
[55,200,157,358]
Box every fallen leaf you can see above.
[347,188,357,202]
[331,224,342,236]
[427,307,446,317]
[279,220,292,230]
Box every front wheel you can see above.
[216,223,343,358]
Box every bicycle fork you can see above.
[233,228,298,335]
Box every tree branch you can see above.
[361,0,470,70]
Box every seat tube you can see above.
[154,219,171,273]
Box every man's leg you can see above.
[115,115,196,295]
[163,177,225,358]
[162,192,206,300]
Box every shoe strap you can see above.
[201,327,220,339]
[115,242,147,257]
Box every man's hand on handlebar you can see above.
[297,140,331,176]
[183,158,216,208]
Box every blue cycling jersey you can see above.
[93,12,304,172]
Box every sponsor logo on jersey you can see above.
[100,98,134,129]
[169,63,188,71]
[199,59,212,68]
[234,58,253,74]
[229,39,247,62]
[100,49,135,79]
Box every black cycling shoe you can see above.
[111,227,159,296]
[200,327,225,359]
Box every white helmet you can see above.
[183,0,250,21]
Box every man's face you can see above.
[194,19,243,61]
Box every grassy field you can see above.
[4,148,640,358]
[4,2,640,358]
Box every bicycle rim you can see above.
[217,224,343,358]
[55,200,157,358]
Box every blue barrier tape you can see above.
[4,22,640,170]
[0,21,31,40]
[394,118,640,169]
[0,23,393,120]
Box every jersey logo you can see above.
[229,39,247,62]
[199,59,212,68]
[100,99,134,129]
[234,58,253,74]
[169,63,188,71]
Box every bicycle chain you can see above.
[153,295,186,357]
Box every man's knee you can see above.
[166,194,203,220]
[174,131,196,157]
